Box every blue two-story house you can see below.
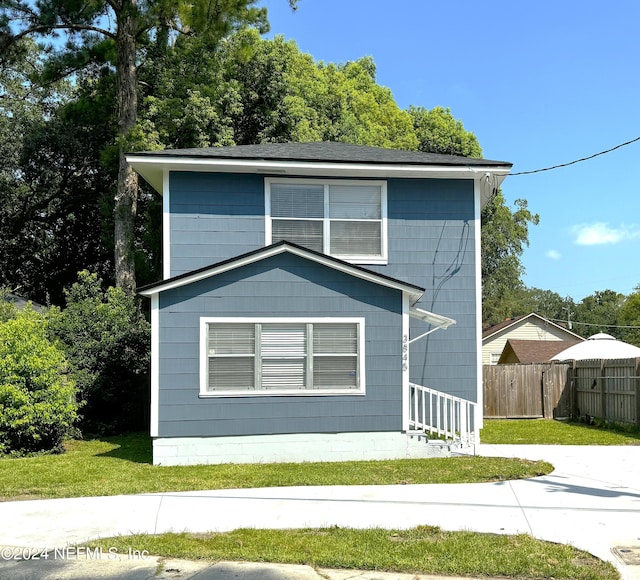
[130,142,511,465]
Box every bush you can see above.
[0,288,18,323]
[0,308,79,455]
[50,271,150,434]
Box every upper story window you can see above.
[265,178,387,264]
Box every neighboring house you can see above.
[482,313,584,365]
[2,292,44,312]
[129,142,512,465]
[497,339,583,364]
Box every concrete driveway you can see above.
[0,444,639,579]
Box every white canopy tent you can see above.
[551,333,640,361]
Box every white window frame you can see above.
[200,317,366,397]
[489,352,501,365]
[265,178,388,264]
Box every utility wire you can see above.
[549,317,640,329]
[510,136,640,176]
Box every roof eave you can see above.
[138,242,425,303]
[126,155,512,196]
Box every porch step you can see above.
[405,431,451,458]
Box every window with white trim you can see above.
[201,318,365,395]
[266,179,387,263]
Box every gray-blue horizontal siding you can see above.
[368,178,478,402]
[157,252,402,438]
[169,172,265,276]
[168,172,479,403]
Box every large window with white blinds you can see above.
[266,179,387,263]
[201,318,365,395]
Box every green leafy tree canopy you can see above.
[0,307,78,455]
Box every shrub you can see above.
[50,271,150,434]
[0,288,18,323]
[0,308,79,455]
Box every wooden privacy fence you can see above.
[483,363,571,419]
[483,358,640,427]
[571,358,640,427]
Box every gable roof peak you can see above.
[137,240,426,303]
[482,312,584,341]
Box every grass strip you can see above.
[481,418,640,445]
[0,433,551,500]
[89,527,619,579]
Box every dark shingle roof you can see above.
[132,142,512,168]
[498,339,583,364]
[137,240,425,300]
[482,315,529,339]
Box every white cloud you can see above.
[546,249,561,260]
[572,222,640,245]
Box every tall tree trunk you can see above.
[114,0,138,294]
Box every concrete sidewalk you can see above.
[1,444,639,579]
[0,555,497,580]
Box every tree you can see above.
[138,30,418,150]
[617,288,640,346]
[517,288,575,326]
[0,0,295,294]
[0,307,78,455]
[49,271,150,433]
[573,290,625,340]
[410,106,482,158]
[487,286,576,327]
[480,194,539,324]
[0,73,116,304]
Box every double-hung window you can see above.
[266,178,387,263]
[201,318,365,396]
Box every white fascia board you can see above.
[473,178,483,430]
[162,168,171,280]
[482,312,585,343]
[139,243,425,303]
[409,306,456,329]
[126,155,511,197]
[149,293,159,437]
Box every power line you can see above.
[510,135,640,176]
[548,317,640,330]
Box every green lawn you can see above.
[0,432,551,500]
[3,428,626,578]
[481,418,640,445]
[90,528,619,579]
[3,420,638,501]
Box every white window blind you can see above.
[261,324,306,389]
[313,323,358,389]
[271,220,323,252]
[206,321,361,393]
[329,184,381,219]
[267,180,385,261]
[207,324,255,390]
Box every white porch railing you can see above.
[408,382,478,448]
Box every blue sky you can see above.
[259,0,640,302]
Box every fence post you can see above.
[540,369,546,418]
[600,359,607,421]
[570,361,577,419]
[636,358,640,428]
